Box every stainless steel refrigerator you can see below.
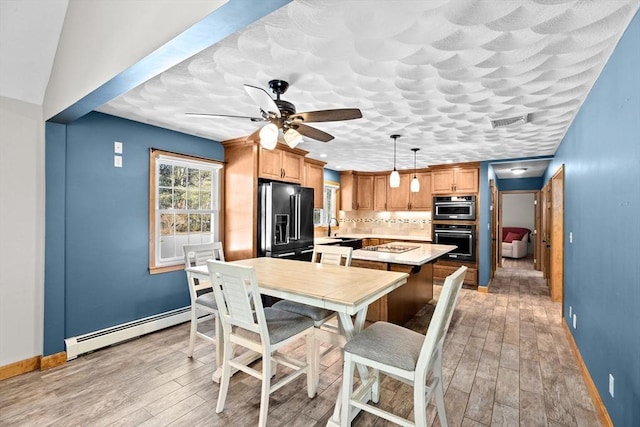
[258,181,315,260]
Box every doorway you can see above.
[499,191,538,270]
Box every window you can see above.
[320,183,339,225]
[149,149,222,273]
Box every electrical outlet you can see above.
[114,155,122,168]
[569,306,572,318]
[609,374,614,397]
[569,231,573,243]
[114,141,123,154]
[573,313,577,329]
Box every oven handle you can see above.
[434,230,473,235]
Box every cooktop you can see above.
[361,244,419,254]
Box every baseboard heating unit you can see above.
[64,307,191,360]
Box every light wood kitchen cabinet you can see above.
[258,146,304,183]
[356,174,374,210]
[373,175,388,211]
[387,174,411,210]
[431,167,478,194]
[339,171,356,211]
[410,172,433,210]
[387,172,432,211]
[303,159,325,209]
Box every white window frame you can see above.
[321,183,339,226]
[149,149,222,273]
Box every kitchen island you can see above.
[349,242,456,325]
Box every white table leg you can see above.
[327,309,372,426]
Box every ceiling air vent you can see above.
[490,114,529,129]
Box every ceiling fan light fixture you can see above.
[389,134,401,188]
[410,148,420,193]
[284,128,303,148]
[259,123,278,150]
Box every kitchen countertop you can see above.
[352,242,456,266]
[338,233,431,242]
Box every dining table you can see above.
[185,256,409,426]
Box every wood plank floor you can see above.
[0,265,600,427]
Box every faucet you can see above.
[327,217,338,237]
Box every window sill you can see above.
[149,264,184,275]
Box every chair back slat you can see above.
[312,245,353,266]
[416,266,467,376]
[207,260,265,337]
[184,242,225,268]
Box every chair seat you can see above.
[195,292,218,310]
[272,300,335,323]
[344,321,423,371]
[263,308,315,344]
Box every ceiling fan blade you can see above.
[186,112,265,122]
[244,85,281,118]
[293,123,334,142]
[291,108,362,123]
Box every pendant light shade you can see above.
[410,147,420,193]
[389,134,401,188]
[283,128,303,148]
[259,123,278,150]
[390,170,400,188]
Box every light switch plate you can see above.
[114,141,123,154]
[114,155,122,168]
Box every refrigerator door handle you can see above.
[293,194,301,240]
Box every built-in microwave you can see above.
[433,195,476,221]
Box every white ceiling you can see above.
[2,0,638,176]
[96,0,639,173]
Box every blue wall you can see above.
[496,177,542,191]
[544,12,640,426]
[478,162,491,287]
[44,112,223,354]
[324,168,340,183]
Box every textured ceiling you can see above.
[97,0,639,172]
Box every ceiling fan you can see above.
[186,79,362,149]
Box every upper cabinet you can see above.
[388,172,432,210]
[356,174,374,210]
[373,175,388,211]
[303,158,325,209]
[258,146,304,183]
[431,167,478,194]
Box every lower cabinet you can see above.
[433,261,478,286]
[350,259,434,325]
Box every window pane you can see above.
[175,213,188,233]
[174,189,186,209]
[159,164,173,186]
[201,214,211,232]
[160,213,174,236]
[188,213,201,232]
[174,166,187,188]
[159,188,173,209]
[200,189,211,209]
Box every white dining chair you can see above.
[206,260,317,427]
[340,265,467,427]
[272,245,353,350]
[183,242,225,360]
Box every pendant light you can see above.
[410,148,420,192]
[389,134,401,188]
[259,123,278,150]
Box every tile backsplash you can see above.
[336,210,432,239]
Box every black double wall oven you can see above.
[433,195,476,262]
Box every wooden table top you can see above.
[187,257,408,315]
